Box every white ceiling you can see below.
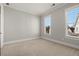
[4,3,66,16]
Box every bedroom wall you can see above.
[40,3,79,48]
[0,6,1,46]
[4,6,40,43]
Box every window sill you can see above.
[44,33,51,35]
[66,35,79,39]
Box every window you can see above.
[44,15,51,34]
[66,6,79,37]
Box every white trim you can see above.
[65,7,68,37]
[4,37,40,45]
[41,36,79,49]
[66,35,79,39]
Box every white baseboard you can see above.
[41,36,79,49]
[4,37,40,45]
[3,36,79,49]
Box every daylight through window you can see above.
[66,6,79,37]
[44,15,51,34]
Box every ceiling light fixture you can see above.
[51,3,55,7]
[6,3,10,5]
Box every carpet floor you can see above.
[0,48,1,56]
[1,39,79,56]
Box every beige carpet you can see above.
[0,47,1,56]
[1,39,79,56]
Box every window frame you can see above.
[65,5,79,38]
[43,15,52,35]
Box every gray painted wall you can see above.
[4,6,40,42]
[40,4,79,47]
[0,6,1,45]
[0,7,1,32]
